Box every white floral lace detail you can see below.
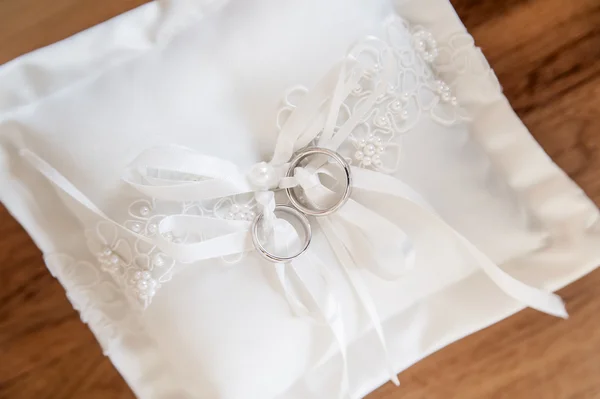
[122,195,258,235]
[44,253,141,354]
[277,17,472,174]
[433,31,502,102]
[85,220,175,308]
[79,16,501,311]
[86,193,258,307]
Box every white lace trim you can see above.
[76,16,501,309]
[43,14,537,343]
[82,193,261,307]
[277,17,472,175]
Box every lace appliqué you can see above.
[433,32,502,103]
[86,220,175,308]
[44,253,141,354]
[80,16,501,310]
[87,194,257,307]
[277,17,472,174]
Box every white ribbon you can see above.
[20,147,354,397]
[271,221,350,399]
[268,57,566,317]
[20,53,567,397]
[267,56,567,383]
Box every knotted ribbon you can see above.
[20,54,567,398]
[120,57,567,385]
[20,146,353,398]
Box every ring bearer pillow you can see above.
[0,0,598,398]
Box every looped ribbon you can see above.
[20,146,353,398]
[271,57,567,383]
[122,57,567,387]
[20,53,567,397]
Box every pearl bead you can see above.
[358,139,367,147]
[110,254,120,264]
[372,155,382,166]
[363,157,372,166]
[230,204,240,213]
[142,271,152,280]
[364,144,376,157]
[148,223,157,233]
[248,162,277,189]
[401,92,410,101]
[133,271,142,280]
[137,280,148,290]
[377,145,385,154]
[102,247,112,256]
[130,223,142,233]
[164,232,173,241]
[414,30,438,64]
[140,206,150,216]
[153,254,165,266]
[234,213,244,220]
[372,136,382,146]
[400,110,409,120]
[355,151,364,160]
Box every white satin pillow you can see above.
[0,1,598,398]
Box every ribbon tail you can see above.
[319,217,400,387]
[290,255,352,399]
[274,262,312,317]
[350,166,433,210]
[455,231,568,318]
[337,199,416,279]
[352,168,567,318]
[20,149,153,244]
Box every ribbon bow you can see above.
[120,58,568,387]
[20,55,567,399]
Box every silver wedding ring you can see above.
[252,147,349,261]
[251,205,312,263]
[285,147,352,217]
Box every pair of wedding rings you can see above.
[251,147,352,263]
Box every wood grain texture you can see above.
[0,1,599,398]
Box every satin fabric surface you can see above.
[0,1,599,398]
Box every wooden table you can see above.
[1,1,599,398]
